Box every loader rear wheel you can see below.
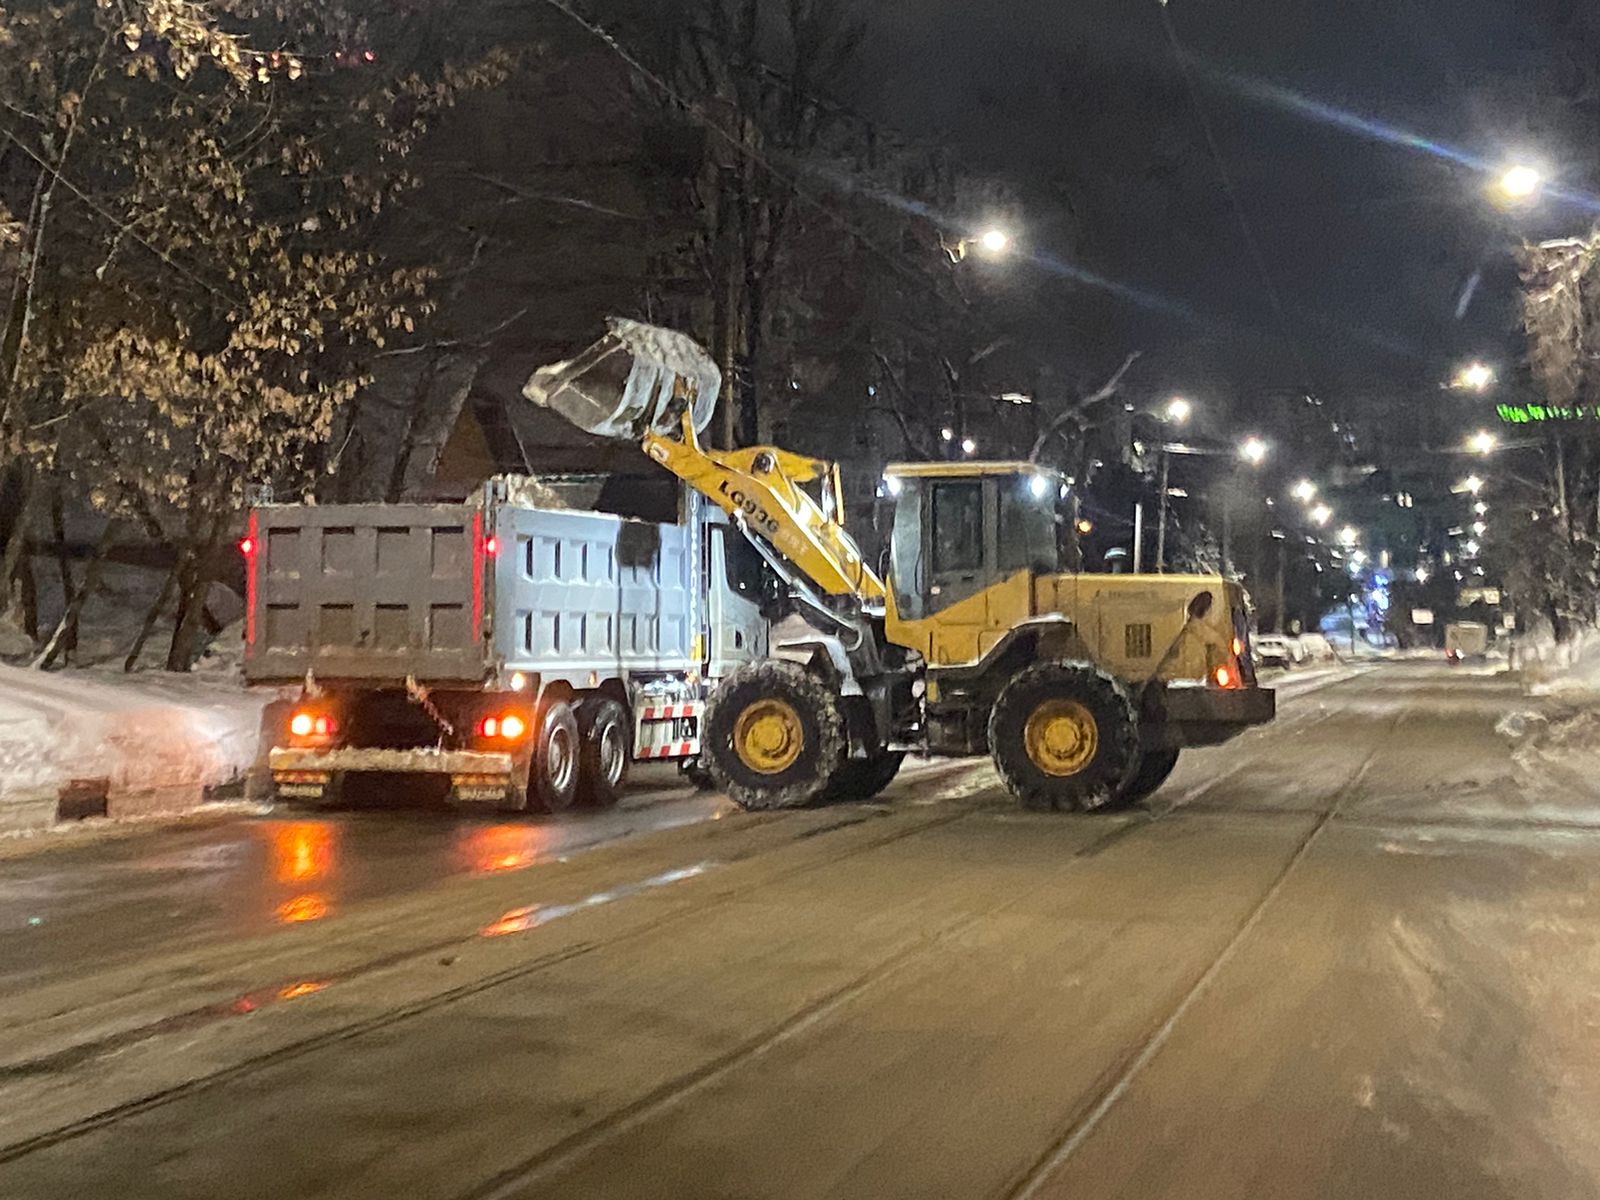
[1113,748,1181,808]
[528,698,580,813]
[988,662,1140,812]
[826,752,906,802]
[577,698,630,809]
[704,660,846,811]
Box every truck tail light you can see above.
[484,535,499,557]
[479,714,528,741]
[290,711,338,739]
[1214,665,1236,689]
[239,536,256,556]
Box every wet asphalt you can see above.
[6,661,1600,1199]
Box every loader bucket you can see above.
[521,317,721,441]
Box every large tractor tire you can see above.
[988,662,1141,812]
[703,660,846,811]
[679,760,718,791]
[528,698,581,813]
[576,697,630,809]
[1112,748,1181,808]
[826,751,906,802]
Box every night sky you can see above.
[853,0,1580,438]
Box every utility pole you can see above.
[1274,540,1286,633]
[1155,450,1170,573]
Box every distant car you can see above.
[1445,621,1490,664]
[1253,634,1297,669]
[1296,633,1336,663]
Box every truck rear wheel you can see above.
[1112,748,1180,807]
[577,698,630,808]
[703,660,846,811]
[988,662,1140,812]
[528,698,580,813]
[826,752,906,802]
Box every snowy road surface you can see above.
[5,661,1600,1198]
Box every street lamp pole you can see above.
[1155,449,1171,573]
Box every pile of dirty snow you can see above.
[0,663,267,831]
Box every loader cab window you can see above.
[997,474,1061,575]
[889,477,926,620]
[931,481,984,575]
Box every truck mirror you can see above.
[1187,591,1214,621]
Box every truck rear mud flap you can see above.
[268,748,517,803]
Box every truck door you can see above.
[707,524,768,676]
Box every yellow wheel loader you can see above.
[524,319,1274,812]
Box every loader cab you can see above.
[882,462,1066,665]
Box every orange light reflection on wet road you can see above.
[276,893,329,924]
[458,824,548,875]
[482,906,537,937]
[270,821,336,885]
[278,980,328,1001]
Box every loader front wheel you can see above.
[989,662,1140,812]
[704,661,846,811]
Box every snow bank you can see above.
[0,663,268,834]
[1524,630,1600,696]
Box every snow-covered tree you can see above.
[0,0,509,666]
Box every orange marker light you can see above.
[1215,666,1234,688]
[289,712,314,737]
[499,714,527,740]
[1232,637,1244,657]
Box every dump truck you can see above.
[244,474,768,810]
[523,319,1276,812]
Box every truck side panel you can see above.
[245,504,486,683]
[491,506,699,685]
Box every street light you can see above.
[1464,474,1484,495]
[1239,436,1268,465]
[1290,479,1317,503]
[1309,503,1332,526]
[1453,362,1496,392]
[1337,525,1359,548]
[960,436,977,456]
[1496,164,1544,204]
[945,227,1013,262]
[1164,396,1192,424]
[1469,429,1497,455]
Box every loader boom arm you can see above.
[642,414,884,603]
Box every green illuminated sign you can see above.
[1496,403,1600,424]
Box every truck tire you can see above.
[988,662,1140,812]
[826,752,906,802]
[703,660,846,811]
[1112,748,1180,808]
[577,698,630,808]
[528,698,581,813]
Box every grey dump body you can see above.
[244,479,765,693]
